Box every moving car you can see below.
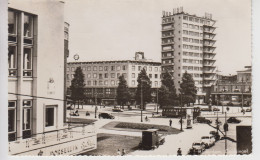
[99,113,115,119]
[227,117,241,123]
[246,108,252,112]
[201,108,212,111]
[191,141,206,154]
[197,116,212,124]
[112,107,124,112]
[213,108,220,111]
[201,135,215,148]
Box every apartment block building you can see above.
[161,8,217,103]
[8,0,96,155]
[66,52,161,105]
[211,66,251,106]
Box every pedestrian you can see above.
[121,149,126,156]
[169,119,172,127]
[177,148,182,156]
[117,149,121,156]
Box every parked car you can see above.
[67,106,74,110]
[201,135,215,148]
[191,141,206,154]
[209,131,220,141]
[227,117,241,123]
[112,107,124,112]
[213,108,220,111]
[246,108,252,112]
[197,116,212,124]
[201,108,212,112]
[99,113,115,119]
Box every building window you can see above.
[149,67,152,71]
[155,74,158,78]
[8,11,17,35]
[111,80,115,85]
[87,73,91,78]
[117,66,121,71]
[66,67,70,71]
[149,74,152,78]
[23,47,33,77]
[99,81,103,85]
[155,81,158,87]
[111,66,115,71]
[132,73,135,78]
[104,66,108,71]
[104,73,108,78]
[87,81,91,85]
[93,73,97,78]
[8,45,17,77]
[93,80,97,86]
[132,66,135,71]
[122,65,126,70]
[123,73,127,78]
[155,67,158,72]
[93,66,97,71]
[138,66,141,71]
[105,88,111,94]
[104,80,108,85]
[24,14,33,38]
[111,73,115,78]
[99,66,103,71]
[99,74,102,79]
[132,80,135,85]
[87,66,91,71]
[117,73,120,78]
[143,66,147,71]
[45,107,55,127]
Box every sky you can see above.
[64,0,251,75]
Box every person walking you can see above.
[121,149,126,156]
[169,119,172,127]
[177,148,182,156]
[117,149,121,156]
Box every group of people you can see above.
[117,149,126,156]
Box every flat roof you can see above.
[67,60,161,65]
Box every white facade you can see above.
[161,9,216,103]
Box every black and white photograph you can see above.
[1,0,258,158]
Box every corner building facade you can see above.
[161,9,217,103]
[8,0,96,156]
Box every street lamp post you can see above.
[94,81,98,118]
[141,79,143,122]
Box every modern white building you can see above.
[161,8,217,103]
[8,0,96,156]
[67,52,161,105]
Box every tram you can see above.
[162,106,201,119]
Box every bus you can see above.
[162,106,201,119]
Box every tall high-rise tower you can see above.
[161,8,216,103]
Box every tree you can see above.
[70,67,86,109]
[135,68,152,109]
[158,85,170,107]
[116,75,130,109]
[179,71,197,106]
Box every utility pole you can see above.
[95,84,97,118]
[225,111,227,155]
[141,79,143,122]
[180,91,183,131]
[156,87,159,114]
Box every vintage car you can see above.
[227,117,241,123]
[201,135,215,148]
[197,116,212,124]
[191,141,206,154]
[139,129,165,150]
[99,113,115,119]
